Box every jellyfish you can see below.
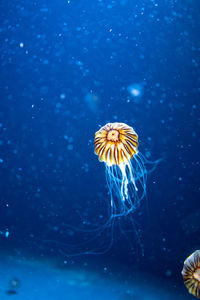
[182,250,200,298]
[94,122,147,219]
[43,122,158,256]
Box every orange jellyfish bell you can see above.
[94,122,138,166]
[182,250,200,298]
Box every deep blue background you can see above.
[0,0,200,286]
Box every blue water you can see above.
[0,0,200,299]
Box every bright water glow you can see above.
[127,83,143,98]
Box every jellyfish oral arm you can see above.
[119,162,138,202]
[127,161,138,192]
[119,163,129,202]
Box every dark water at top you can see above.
[0,0,200,291]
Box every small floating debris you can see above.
[6,278,20,295]
[0,228,9,238]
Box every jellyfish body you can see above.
[41,122,158,256]
[94,123,147,218]
[57,122,148,255]
[182,250,200,298]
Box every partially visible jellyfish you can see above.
[94,122,147,218]
[182,250,200,298]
